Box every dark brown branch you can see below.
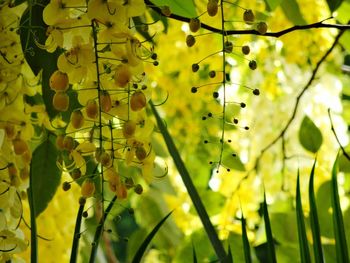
[328,108,350,161]
[145,0,350,37]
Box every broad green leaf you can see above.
[309,160,325,263]
[264,0,283,11]
[316,181,334,239]
[263,193,277,263]
[222,153,245,171]
[241,214,252,263]
[330,157,350,263]
[280,0,307,25]
[326,0,344,12]
[29,136,61,217]
[335,1,350,24]
[150,101,227,261]
[299,116,323,153]
[151,0,197,17]
[296,172,311,263]
[132,211,173,263]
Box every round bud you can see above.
[62,181,71,191]
[82,211,88,217]
[115,65,132,87]
[122,120,136,139]
[161,6,171,16]
[63,136,75,152]
[56,134,65,150]
[71,168,82,180]
[209,70,216,78]
[213,91,219,99]
[192,63,199,72]
[257,22,267,35]
[186,35,196,47]
[249,60,257,70]
[134,184,143,195]
[151,53,157,60]
[224,41,233,53]
[207,0,218,17]
[189,18,201,33]
[53,91,69,112]
[100,91,112,113]
[86,100,98,119]
[125,177,134,189]
[13,138,29,155]
[241,45,250,55]
[4,123,15,139]
[95,147,103,163]
[253,89,260,95]
[243,9,255,24]
[191,87,198,93]
[130,91,146,111]
[70,110,84,129]
[240,102,246,108]
[100,152,112,167]
[135,147,147,161]
[50,70,69,91]
[81,179,95,198]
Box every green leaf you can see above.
[150,101,227,261]
[132,211,173,263]
[296,172,312,263]
[330,156,350,263]
[338,152,350,173]
[132,16,155,44]
[264,0,283,11]
[309,160,325,263]
[326,0,343,12]
[263,193,277,263]
[193,244,198,263]
[222,153,245,171]
[280,0,307,25]
[149,9,169,33]
[29,135,61,217]
[241,214,252,263]
[299,115,323,153]
[151,0,197,17]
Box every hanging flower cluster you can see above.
[0,3,40,261]
[42,0,158,200]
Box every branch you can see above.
[145,0,350,37]
[328,108,350,161]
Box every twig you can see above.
[328,108,350,161]
[233,28,345,192]
[145,0,350,37]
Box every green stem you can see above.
[70,202,85,263]
[150,101,227,262]
[28,164,37,263]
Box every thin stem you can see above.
[70,202,85,263]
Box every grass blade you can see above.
[192,244,197,263]
[150,101,227,261]
[296,171,311,263]
[28,163,37,263]
[263,192,277,263]
[241,214,252,263]
[308,159,325,263]
[331,157,349,263]
[132,211,173,263]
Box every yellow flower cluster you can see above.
[42,0,157,201]
[0,2,40,261]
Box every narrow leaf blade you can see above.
[241,214,252,263]
[296,172,312,263]
[326,0,343,12]
[132,211,172,263]
[308,160,325,263]
[331,156,350,263]
[263,193,277,263]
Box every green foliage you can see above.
[222,152,246,171]
[296,173,311,263]
[280,0,307,25]
[330,157,349,263]
[263,193,277,263]
[326,0,344,12]
[29,135,61,217]
[132,211,173,263]
[308,160,325,263]
[241,214,252,263]
[151,0,197,17]
[299,116,323,153]
[263,0,283,11]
